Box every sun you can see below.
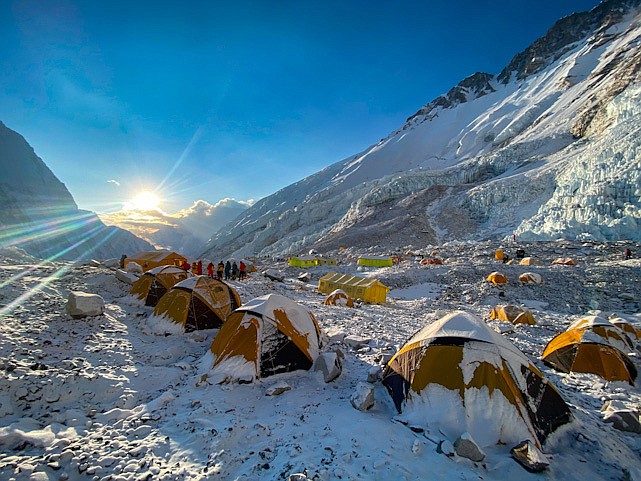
[129,191,161,211]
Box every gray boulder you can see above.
[313,351,343,383]
[454,433,485,462]
[510,440,549,472]
[66,291,104,319]
[350,382,375,411]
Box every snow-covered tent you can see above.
[552,257,575,266]
[205,294,322,382]
[129,265,192,307]
[519,272,543,284]
[486,271,508,285]
[567,316,634,353]
[609,317,641,342]
[488,305,536,325]
[324,289,354,308]
[542,319,637,385]
[148,276,241,334]
[519,256,542,266]
[382,311,572,448]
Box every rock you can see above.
[288,474,308,481]
[437,440,455,457]
[87,259,101,267]
[65,292,105,319]
[30,473,50,481]
[263,269,285,282]
[313,351,342,383]
[510,440,550,473]
[125,262,144,274]
[350,382,375,412]
[343,335,371,348]
[325,328,347,343]
[603,410,641,434]
[454,433,485,462]
[367,366,381,383]
[297,273,310,283]
[115,269,138,285]
[266,382,292,396]
[103,258,119,268]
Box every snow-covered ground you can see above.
[1,241,640,481]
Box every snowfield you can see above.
[0,241,640,481]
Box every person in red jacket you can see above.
[181,260,190,271]
[239,260,247,280]
[207,262,214,278]
[196,260,203,276]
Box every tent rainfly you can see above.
[289,256,318,268]
[124,251,187,272]
[358,256,393,267]
[149,276,241,334]
[489,305,536,325]
[206,294,322,382]
[129,265,192,307]
[318,272,389,303]
[486,271,508,285]
[382,311,572,448]
[542,321,637,385]
[324,289,354,307]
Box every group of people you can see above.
[179,259,248,281]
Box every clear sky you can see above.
[1,0,601,214]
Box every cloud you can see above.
[107,179,121,187]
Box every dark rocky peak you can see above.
[407,72,496,123]
[498,0,641,84]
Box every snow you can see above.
[1,242,640,480]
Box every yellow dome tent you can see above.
[149,276,241,333]
[489,305,536,325]
[552,257,575,266]
[382,311,572,448]
[124,250,187,272]
[610,317,641,342]
[486,271,508,285]
[324,289,354,307]
[129,265,192,307]
[519,256,542,266]
[206,294,322,382]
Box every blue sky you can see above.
[1,0,600,214]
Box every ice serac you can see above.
[0,121,153,260]
[203,0,641,259]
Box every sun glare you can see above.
[129,191,161,211]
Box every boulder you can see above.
[125,262,143,274]
[436,440,455,457]
[313,351,342,383]
[367,366,381,383]
[325,328,347,344]
[265,382,292,396]
[454,433,485,462]
[343,335,371,348]
[510,440,549,472]
[103,258,119,268]
[263,269,285,282]
[66,292,104,319]
[350,382,375,412]
[115,269,138,285]
[603,410,641,434]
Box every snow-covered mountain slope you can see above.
[0,121,153,260]
[203,0,641,259]
[100,199,248,257]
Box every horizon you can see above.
[1,0,601,217]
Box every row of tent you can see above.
[487,271,543,285]
[128,267,639,451]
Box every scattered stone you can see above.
[343,335,371,348]
[313,351,342,383]
[454,433,485,462]
[437,440,455,457]
[510,440,550,472]
[325,328,347,343]
[350,382,375,412]
[263,269,285,282]
[66,292,105,319]
[115,269,138,285]
[125,262,144,275]
[266,381,292,396]
[603,410,641,434]
[289,474,308,481]
[366,366,381,383]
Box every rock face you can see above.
[0,121,153,260]
[203,1,641,259]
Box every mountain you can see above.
[203,0,641,259]
[0,121,154,260]
[99,199,248,257]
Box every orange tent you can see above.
[486,271,508,285]
[130,265,192,307]
[324,289,354,307]
[207,294,322,382]
[150,276,241,333]
[519,272,543,284]
[489,305,536,325]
